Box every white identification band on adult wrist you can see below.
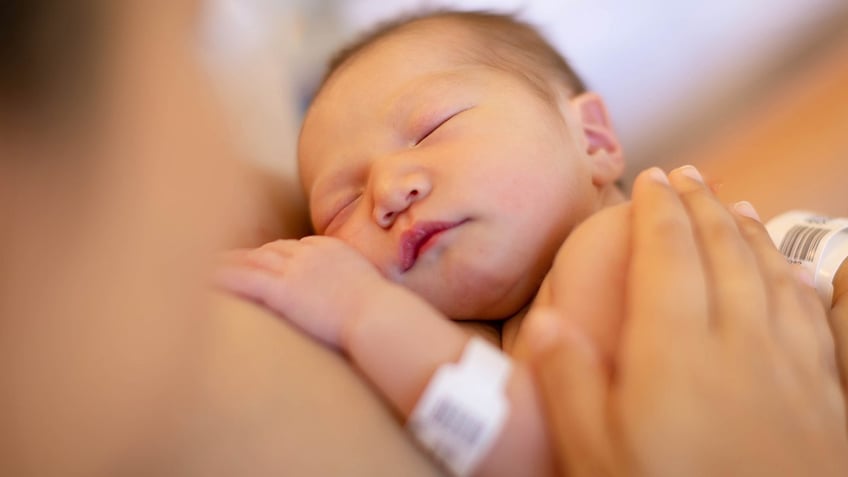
[407,337,512,477]
[766,211,848,306]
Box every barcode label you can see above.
[410,397,486,467]
[430,398,484,446]
[407,338,511,477]
[778,225,829,264]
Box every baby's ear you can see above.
[571,92,624,187]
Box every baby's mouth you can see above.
[399,219,468,272]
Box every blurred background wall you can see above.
[200,0,848,189]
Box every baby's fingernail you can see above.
[733,201,761,222]
[677,165,703,183]
[646,167,669,185]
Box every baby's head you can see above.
[298,10,625,320]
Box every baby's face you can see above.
[299,25,602,319]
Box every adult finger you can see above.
[731,208,833,373]
[830,259,848,398]
[629,167,709,339]
[524,308,613,476]
[668,166,769,337]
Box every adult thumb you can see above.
[524,307,612,476]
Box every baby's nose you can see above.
[372,172,431,228]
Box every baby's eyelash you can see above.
[325,194,361,231]
[414,108,470,145]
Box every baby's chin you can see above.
[412,271,541,321]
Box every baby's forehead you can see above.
[385,18,500,65]
[306,25,485,123]
[299,16,567,181]
[300,63,484,173]
[351,18,567,100]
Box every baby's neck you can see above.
[600,183,628,208]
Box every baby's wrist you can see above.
[337,278,413,351]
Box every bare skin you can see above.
[831,259,848,415]
[527,167,848,477]
[0,1,443,476]
[179,294,444,477]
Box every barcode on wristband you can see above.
[408,396,487,470]
[407,337,511,477]
[430,398,484,447]
[778,225,830,264]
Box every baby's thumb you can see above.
[524,307,612,476]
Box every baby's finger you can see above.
[212,265,281,307]
[668,166,768,337]
[213,265,341,346]
[629,168,709,339]
[230,239,304,274]
[241,247,290,274]
[216,240,301,274]
[216,248,253,266]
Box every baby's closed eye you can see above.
[323,193,362,233]
[413,107,473,146]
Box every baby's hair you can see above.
[319,10,587,102]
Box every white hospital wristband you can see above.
[766,211,848,306]
[407,337,512,477]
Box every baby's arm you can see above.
[215,236,554,477]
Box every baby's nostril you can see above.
[408,189,419,200]
[383,211,394,222]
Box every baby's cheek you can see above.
[328,216,380,261]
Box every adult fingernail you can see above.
[733,201,761,222]
[646,167,669,185]
[797,266,816,289]
[677,165,703,183]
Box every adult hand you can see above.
[214,236,391,347]
[526,166,848,477]
[830,258,848,417]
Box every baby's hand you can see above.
[214,236,389,347]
